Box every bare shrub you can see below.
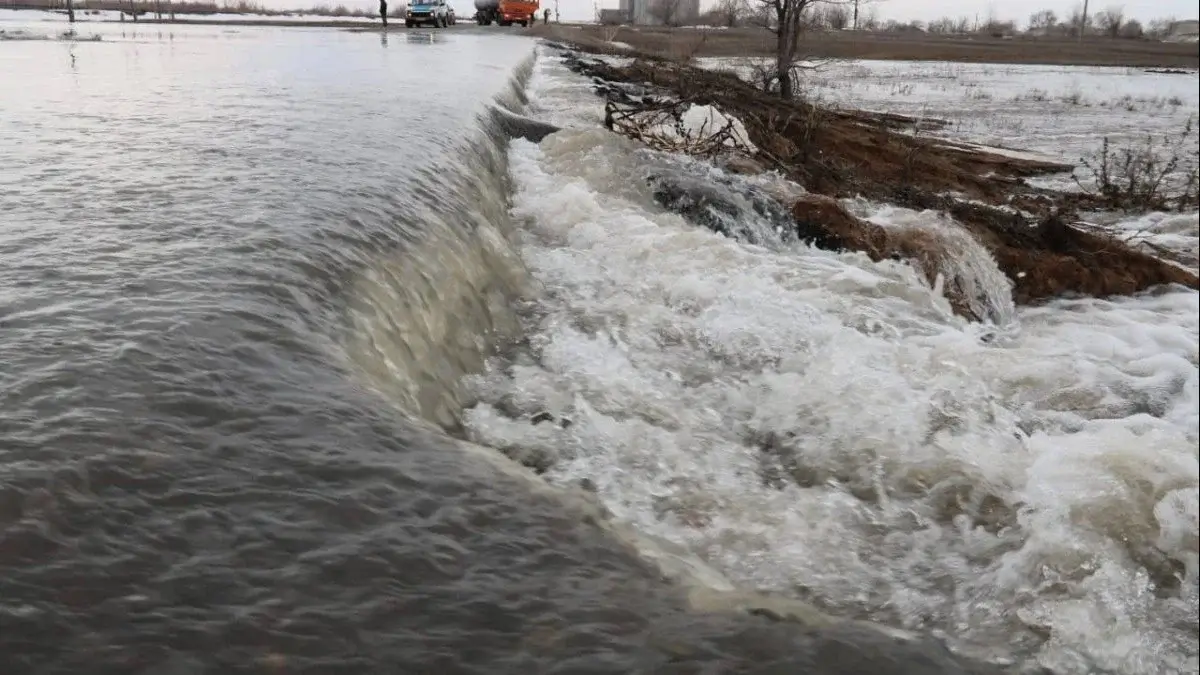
[1093,5,1125,38]
[1059,89,1085,105]
[707,0,744,27]
[1145,17,1176,38]
[824,4,850,29]
[650,0,687,27]
[744,56,833,100]
[1028,9,1057,31]
[668,33,708,63]
[1077,117,1200,212]
[1119,18,1144,39]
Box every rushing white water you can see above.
[462,48,1200,675]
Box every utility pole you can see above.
[66,0,75,22]
[852,0,858,30]
[1079,0,1089,42]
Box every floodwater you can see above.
[469,49,1200,675]
[0,20,1023,675]
[1,17,1196,675]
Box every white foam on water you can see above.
[843,199,1019,327]
[463,49,1200,674]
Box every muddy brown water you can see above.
[0,22,1028,675]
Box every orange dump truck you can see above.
[473,0,539,26]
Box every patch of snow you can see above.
[677,103,757,153]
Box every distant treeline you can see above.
[0,0,376,17]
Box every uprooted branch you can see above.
[605,98,756,158]
[571,55,1068,201]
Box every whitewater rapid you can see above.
[462,46,1200,675]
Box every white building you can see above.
[617,0,700,26]
[1166,19,1199,42]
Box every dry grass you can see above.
[531,24,1200,69]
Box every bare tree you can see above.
[926,16,951,33]
[757,0,817,99]
[1119,18,1143,38]
[1145,16,1175,38]
[882,18,922,32]
[979,18,1015,36]
[1027,9,1056,31]
[710,0,743,27]
[754,0,860,100]
[858,5,879,30]
[1094,5,1124,37]
[803,5,829,29]
[1063,4,1085,37]
[825,3,849,29]
[928,16,972,34]
[650,0,685,26]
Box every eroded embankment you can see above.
[548,44,1198,319]
[337,51,1039,675]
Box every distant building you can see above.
[616,0,638,23]
[599,8,629,24]
[1166,19,1199,42]
[614,0,700,26]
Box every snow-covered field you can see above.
[0,7,378,42]
[461,46,1200,675]
[0,7,372,30]
[700,56,1200,266]
[703,56,1198,180]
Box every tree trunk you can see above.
[1079,0,1089,43]
[777,59,794,100]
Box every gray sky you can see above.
[257,0,1194,26]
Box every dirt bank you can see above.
[531,24,1200,69]
[549,46,1198,319]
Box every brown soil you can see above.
[793,196,1199,312]
[553,48,1199,317]
[532,24,1200,70]
[583,57,1071,204]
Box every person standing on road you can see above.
[543,8,550,24]
[380,0,389,27]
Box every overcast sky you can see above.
[256,0,1195,25]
